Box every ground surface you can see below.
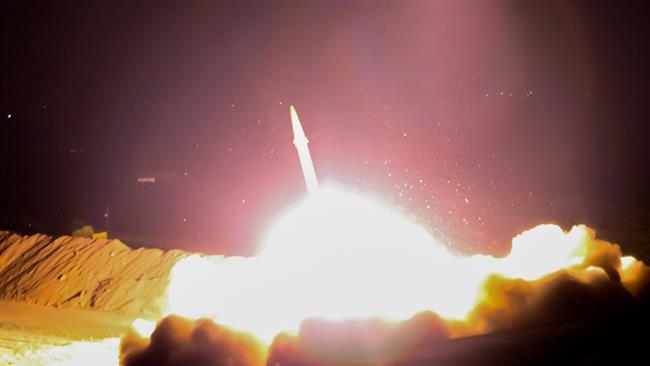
[0,300,133,365]
[1,228,648,366]
[0,232,185,366]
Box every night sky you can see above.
[2,1,649,256]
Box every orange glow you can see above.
[154,186,626,343]
[620,255,637,271]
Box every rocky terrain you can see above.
[0,231,188,318]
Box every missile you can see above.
[290,105,319,196]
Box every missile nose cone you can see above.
[290,105,309,145]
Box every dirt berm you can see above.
[0,231,189,317]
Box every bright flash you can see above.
[160,99,632,342]
[161,185,603,343]
[130,319,157,338]
[621,255,637,271]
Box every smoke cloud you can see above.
[121,315,266,366]
[121,225,650,365]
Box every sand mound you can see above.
[0,231,188,317]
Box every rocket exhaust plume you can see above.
[120,107,650,365]
[290,106,319,196]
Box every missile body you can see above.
[290,106,319,196]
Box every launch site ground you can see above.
[1,214,649,366]
[0,300,132,365]
[2,299,647,366]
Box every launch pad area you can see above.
[2,298,648,366]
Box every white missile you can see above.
[290,105,319,196]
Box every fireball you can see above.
[144,106,643,346]
[160,185,611,343]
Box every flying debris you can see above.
[290,106,319,196]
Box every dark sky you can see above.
[1,1,649,255]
